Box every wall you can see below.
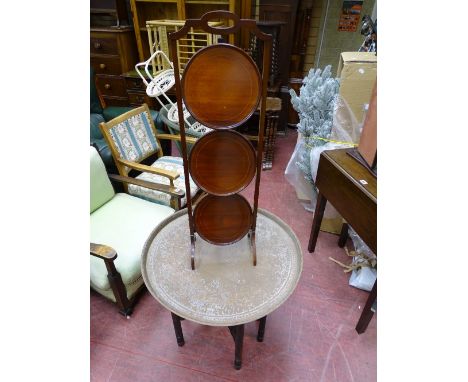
[309,0,375,76]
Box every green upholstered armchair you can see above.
[90,68,168,171]
[90,146,184,316]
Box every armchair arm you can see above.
[90,243,117,261]
[117,159,179,181]
[157,133,198,145]
[108,173,185,198]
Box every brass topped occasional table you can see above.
[141,208,303,369]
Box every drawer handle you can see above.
[99,63,106,69]
[104,84,111,90]
[94,42,101,49]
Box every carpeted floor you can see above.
[91,128,377,381]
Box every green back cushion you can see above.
[90,146,115,213]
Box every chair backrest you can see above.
[90,146,115,213]
[99,104,162,176]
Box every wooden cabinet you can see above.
[90,26,138,108]
[129,0,240,62]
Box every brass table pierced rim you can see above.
[141,208,303,326]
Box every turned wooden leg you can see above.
[228,324,245,370]
[356,280,377,334]
[257,316,267,342]
[171,313,185,346]
[104,259,132,317]
[308,192,327,253]
[338,223,349,247]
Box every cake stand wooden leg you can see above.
[249,230,257,266]
[190,235,196,270]
[171,312,185,346]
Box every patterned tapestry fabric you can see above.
[109,111,160,162]
[128,156,199,207]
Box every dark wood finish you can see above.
[171,313,185,346]
[194,194,253,245]
[338,223,349,248]
[289,7,312,78]
[169,312,267,370]
[230,324,244,370]
[123,70,159,109]
[256,0,300,134]
[257,316,267,342]
[356,280,377,334]
[189,130,256,195]
[307,192,327,253]
[182,44,261,129]
[307,148,377,333]
[170,11,272,268]
[90,26,138,108]
[95,75,127,98]
[90,243,133,317]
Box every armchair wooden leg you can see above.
[104,259,132,317]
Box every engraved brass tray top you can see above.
[182,44,261,129]
[141,208,303,326]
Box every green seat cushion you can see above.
[90,193,174,293]
[90,146,115,213]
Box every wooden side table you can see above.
[141,208,302,369]
[308,148,377,334]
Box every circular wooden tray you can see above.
[189,130,256,195]
[182,44,261,129]
[194,194,252,245]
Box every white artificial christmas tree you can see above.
[289,65,339,183]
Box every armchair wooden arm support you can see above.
[90,243,117,260]
[117,159,180,182]
[157,133,198,145]
[90,243,132,317]
[108,174,185,198]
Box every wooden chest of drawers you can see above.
[90,26,138,108]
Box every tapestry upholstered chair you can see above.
[90,146,183,316]
[99,104,200,209]
[90,68,170,171]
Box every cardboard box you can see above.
[337,52,377,124]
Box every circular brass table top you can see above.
[141,208,303,326]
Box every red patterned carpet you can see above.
[91,128,377,382]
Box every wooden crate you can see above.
[146,19,222,76]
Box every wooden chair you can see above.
[99,104,199,209]
[90,146,184,316]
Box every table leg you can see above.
[228,324,244,370]
[356,280,377,334]
[308,192,328,253]
[171,313,185,346]
[338,223,349,248]
[257,316,267,342]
